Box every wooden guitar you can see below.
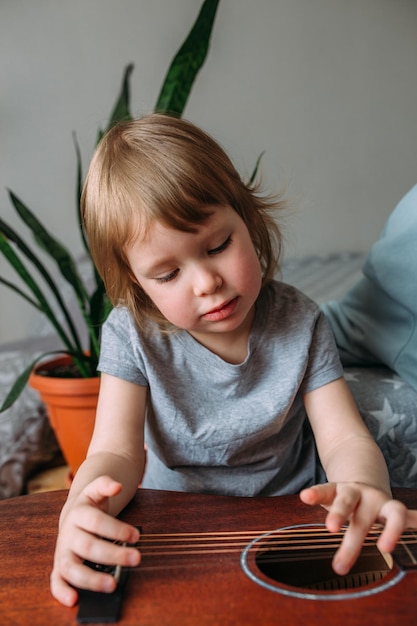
[1,487,416,625]
[96,488,417,625]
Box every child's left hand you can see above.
[300,482,417,576]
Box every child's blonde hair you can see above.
[81,113,286,330]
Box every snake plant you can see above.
[0,0,220,411]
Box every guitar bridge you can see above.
[77,528,142,624]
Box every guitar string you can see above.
[135,527,417,545]
[128,528,417,562]
[137,535,381,552]
[136,543,386,559]
[131,555,344,573]
[137,527,382,542]
[92,527,417,573]
[131,545,394,571]
[132,543,415,570]
[136,525,385,542]
[115,530,417,573]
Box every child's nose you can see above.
[193,265,223,296]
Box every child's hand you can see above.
[299,482,417,576]
[50,476,141,607]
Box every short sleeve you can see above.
[300,311,344,394]
[98,307,148,386]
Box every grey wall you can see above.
[1,0,417,343]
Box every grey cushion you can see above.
[0,348,59,499]
[322,184,417,393]
[346,366,417,488]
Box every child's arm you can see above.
[50,373,147,607]
[303,377,417,575]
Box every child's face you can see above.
[126,205,262,352]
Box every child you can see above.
[51,114,417,607]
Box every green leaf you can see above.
[0,349,92,412]
[9,191,88,300]
[0,275,42,310]
[0,358,36,412]
[8,190,98,347]
[106,63,134,131]
[71,135,104,294]
[1,207,84,353]
[86,281,110,362]
[72,130,90,256]
[249,151,266,186]
[96,63,135,144]
[155,0,220,116]
[0,231,76,350]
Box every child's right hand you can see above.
[50,475,141,607]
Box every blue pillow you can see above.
[322,184,417,393]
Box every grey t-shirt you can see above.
[98,280,343,496]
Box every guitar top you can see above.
[1,487,416,626]
[116,488,417,626]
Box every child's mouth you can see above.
[202,297,239,321]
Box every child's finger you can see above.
[377,499,409,553]
[324,485,362,532]
[331,520,370,576]
[299,482,338,507]
[77,511,140,547]
[300,483,361,531]
[70,529,138,566]
[82,475,123,505]
[50,570,80,607]
[55,549,118,595]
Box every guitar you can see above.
[1,488,415,625]
[82,488,417,625]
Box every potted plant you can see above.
[0,0,220,476]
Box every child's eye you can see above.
[208,236,232,255]
[155,269,179,283]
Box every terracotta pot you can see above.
[29,355,100,477]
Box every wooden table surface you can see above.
[1,488,417,626]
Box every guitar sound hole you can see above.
[255,540,391,591]
[241,524,403,599]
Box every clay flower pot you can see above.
[29,355,100,477]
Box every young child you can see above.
[51,114,417,607]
